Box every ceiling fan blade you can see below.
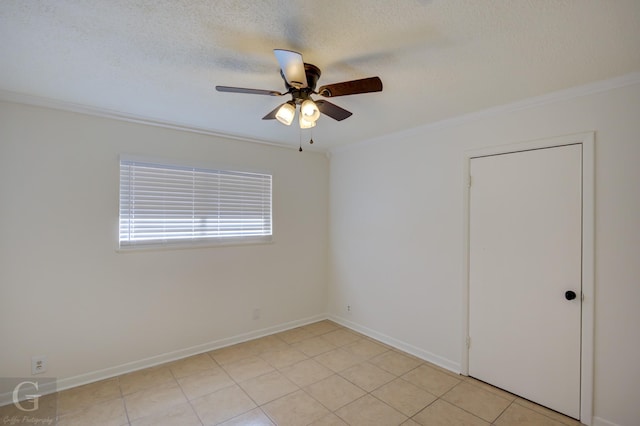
[317,76,383,97]
[315,100,353,121]
[216,86,283,96]
[274,49,308,89]
[262,103,285,120]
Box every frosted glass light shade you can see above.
[275,102,296,125]
[300,99,320,122]
[299,115,316,129]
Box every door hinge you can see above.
[468,175,472,188]
[466,336,471,349]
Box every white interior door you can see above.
[468,144,582,419]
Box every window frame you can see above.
[117,156,273,251]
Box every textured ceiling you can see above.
[1,0,639,150]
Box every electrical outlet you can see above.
[347,305,351,312]
[31,355,47,375]
[252,308,261,320]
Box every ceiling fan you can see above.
[216,49,383,129]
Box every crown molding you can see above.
[0,89,300,151]
[330,72,640,155]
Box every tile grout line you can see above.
[408,394,439,424]
[167,362,205,426]
[511,398,584,426]
[116,376,133,426]
[491,399,516,425]
[441,379,510,425]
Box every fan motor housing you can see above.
[281,63,321,92]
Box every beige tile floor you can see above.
[1,320,584,425]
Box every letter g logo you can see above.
[12,380,41,412]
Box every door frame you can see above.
[461,132,594,424]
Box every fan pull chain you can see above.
[299,127,303,152]
[309,128,314,145]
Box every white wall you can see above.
[0,101,329,387]
[328,76,640,426]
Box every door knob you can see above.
[565,290,577,301]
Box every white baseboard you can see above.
[592,417,621,426]
[329,314,461,374]
[0,313,327,407]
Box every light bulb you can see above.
[299,115,316,129]
[300,99,320,122]
[275,102,295,125]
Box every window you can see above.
[119,159,272,248]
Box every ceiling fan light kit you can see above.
[216,49,383,142]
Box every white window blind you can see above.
[119,160,272,248]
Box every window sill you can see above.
[116,236,274,253]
